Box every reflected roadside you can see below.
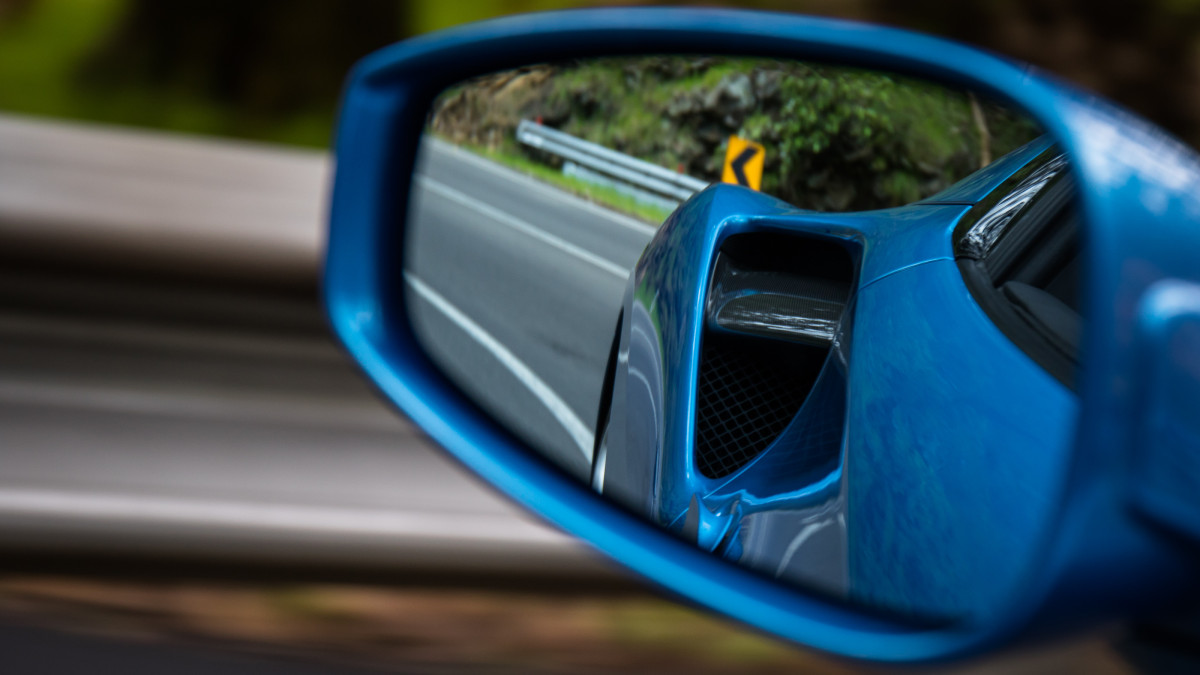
[428,56,1039,223]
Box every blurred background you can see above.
[4,0,1199,148]
[0,0,1194,673]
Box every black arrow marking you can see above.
[730,146,758,187]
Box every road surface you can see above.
[408,138,655,479]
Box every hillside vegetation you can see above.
[431,57,1040,212]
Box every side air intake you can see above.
[694,234,853,480]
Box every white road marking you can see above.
[416,175,630,280]
[775,516,839,577]
[406,273,595,462]
[423,137,660,237]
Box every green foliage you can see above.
[743,65,984,209]
[0,0,127,117]
[433,56,1041,212]
[0,0,399,148]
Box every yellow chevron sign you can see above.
[721,136,765,191]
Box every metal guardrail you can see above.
[515,119,709,208]
[0,113,624,585]
[0,114,327,286]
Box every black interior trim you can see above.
[1002,281,1081,360]
[957,258,1077,389]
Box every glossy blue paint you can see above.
[1131,280,1200,543]
[325,7,1200,662]
[609,147,1078,623]
[846,259,1075,619]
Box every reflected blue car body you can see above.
[602,139,1076,620]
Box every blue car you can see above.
[597,137,1077,620]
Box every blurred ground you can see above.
[0,577,1136,675]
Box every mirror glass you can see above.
[404,56,1081,624]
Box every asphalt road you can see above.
[407,138,655,480]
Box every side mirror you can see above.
[324,8,1200,663]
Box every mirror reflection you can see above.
[405,56,1079,624]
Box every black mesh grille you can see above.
[694,337,814,479]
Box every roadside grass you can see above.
[448,139,677,226]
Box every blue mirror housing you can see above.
[324,8,1200,662]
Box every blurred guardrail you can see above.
[0,113,624,586]
[515,119,708,210]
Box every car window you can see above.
[955,148,1081,388]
